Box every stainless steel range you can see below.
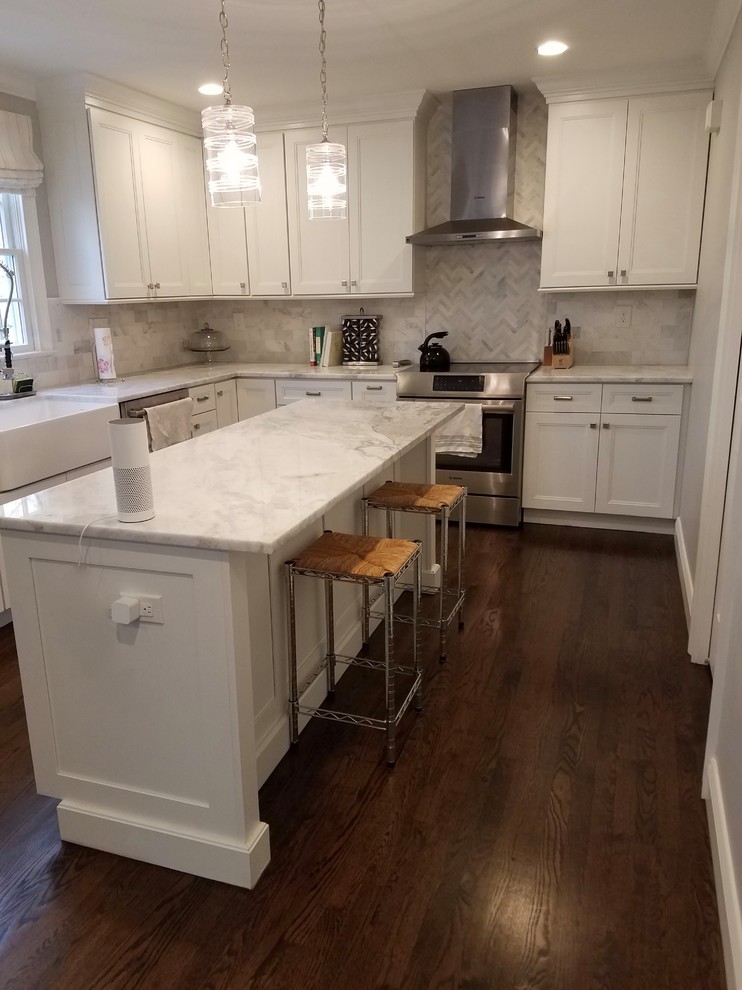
[397,362,538,526]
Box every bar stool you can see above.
[362,482,466,662]
[285,530,422,767]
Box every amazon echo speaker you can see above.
[108,419,155,522]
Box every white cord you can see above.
[77,515,117,567]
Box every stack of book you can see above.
[308,326,343,368]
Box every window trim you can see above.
[0,192,51,355]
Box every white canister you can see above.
[108,419,155,523]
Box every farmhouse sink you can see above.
[0,396,119,492]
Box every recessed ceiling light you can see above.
[198,82,224,96]
[537,40,569,56]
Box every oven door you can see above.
[435,399,523,498]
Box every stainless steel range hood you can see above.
[407,85,542,245]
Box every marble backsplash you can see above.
[16,87,693,389]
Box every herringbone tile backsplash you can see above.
[23,87,692,389]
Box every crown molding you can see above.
[0,65,37,102]
[255,90,439,132]
[534,65,715,104]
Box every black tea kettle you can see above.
[418,331,451,372]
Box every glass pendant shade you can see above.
[306,139,347,219]
[202,104,261,207]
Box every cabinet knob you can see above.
[351,280,357,287]
[217,390,224,397]
[193,423,201,431]
[154,282,161,290]
[281,281,288,289]
[590,422,598,429]
[147,282,154,290]
[602,422,610,429]
[341,280,348,287]
[620,269,627,277]
[607,270,615,278]
[240,281,246,290]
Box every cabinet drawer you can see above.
[189,383,217,412]
[601,383,683,415]
[191,409,219,435]
[526,383,602,413]
[275,380,352,405]
[351,380,397,403]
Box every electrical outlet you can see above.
[138,595,164,624]
[233,312,245,333]
[614,305,632,327]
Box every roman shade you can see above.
[0,111,43,192]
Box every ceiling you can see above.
[0,0,734,113]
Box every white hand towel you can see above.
[144,397,194,451]
[435,403,483,457]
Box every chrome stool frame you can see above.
[362,483,466,663]
[286,531,423,767]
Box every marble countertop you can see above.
[0,399,462,555]
[528,364,693,384]
[44,362,399,404]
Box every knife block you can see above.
[551,340,574,370]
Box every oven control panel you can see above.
[433,375,485,392]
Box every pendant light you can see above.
[201,0,261,207]
[306,0,347,220]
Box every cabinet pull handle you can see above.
[366,385,383,391]
[193,423,201,431]
[196,395,209,403]
[620,269,627,277]
[603,422,610,429]
[154,282,160,289]
[553,395,573,401]
[631,395,653,402]
[351,280,357,286]
[341,280,348,287]
[607,270,615,278]
[217,390,224,397]
[147,282,154,290]
[281,281,288,289]
[305,391,322,396]
[590,422,598,429]
[240,281,246,289]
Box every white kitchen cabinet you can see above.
[188,383,217,414]
[523,382,685,520]
[284,119,418,296]
[88,107,212,299]
[191,409,219,436]
[215,379,239,428]
[351,380,397,403]
[206,131,291,297]
[540,90,711,289]
[275,379,353,405]
[236,379,277,421]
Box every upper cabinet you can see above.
[539,89,712,290]
[284,116,425,296]
[206,130,291,297]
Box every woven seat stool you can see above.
[285,530,422,767]
[362,481,466,662]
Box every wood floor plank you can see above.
[0,524,724,990]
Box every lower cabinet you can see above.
[351,381,397,403]
[215,380,238,427]
[275,380,353,405]
[236,378,277,421]
[523,382,684,519]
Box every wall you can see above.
[14,87,693,389]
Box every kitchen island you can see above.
[0,398,462,888]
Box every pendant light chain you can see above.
[219,0,232,105]
[318,0,329,141]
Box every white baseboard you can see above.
[674,516,694,631]
[523,508,675,534]
[706,757,742,990]
[57,802,271,889]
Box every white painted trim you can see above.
[674,516,694,631]
[57,802,271,889]
[534,70,714,104]
[256,90,439,132]
[705,757,742,990]
[523,508,675,534]
[705,0,742,78]
[0,66,37,102]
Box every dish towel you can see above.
[143,397,194,451]
[435,403,483,457]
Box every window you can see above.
[0,192,50,354]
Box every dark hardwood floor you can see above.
[0,524,724,990]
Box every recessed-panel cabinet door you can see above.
[595,413,681,517]
[540,100,628,289]
[618,92,711,286]
[176,132,213,296]
[215,380,239,428]
[245,131,292,296]
[284,127,350,295]
[348,120,414,294]
[88,108,150,299]
[138,123,189,296]
[522,412,600,511]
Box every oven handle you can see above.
[482,400,517,414]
